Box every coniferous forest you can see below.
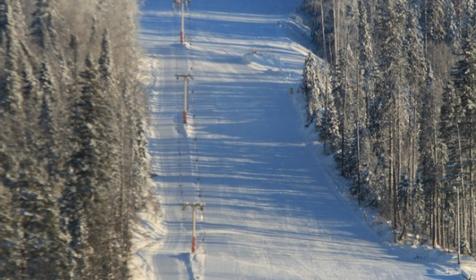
[0,0,148,279]
[1,0,475,278]
[302,0,475,254]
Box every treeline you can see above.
[302,0,476,254]
[0,0,148,279]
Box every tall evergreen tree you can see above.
[419,64,444,247]
[0,0,7,45]
[96,30,124,279]
[424,0,447,42]
[38,62,59,178]
[303,53,320,121]
[16,158,69,280]
[1,1,147,278]
[0,173,21,280]
[98,30,113,85]
[332,48,349,175]
[452,16,476,250]
[60,55,100,280]
[0,0,22,114]
[357,0,374,126]
[30,0,57,49]
[372,0,406,234]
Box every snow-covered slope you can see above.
[138,0,461,279]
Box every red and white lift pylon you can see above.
[174,0,190,44]
[183,202,205,254]
[176,74,193,124]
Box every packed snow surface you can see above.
[138,0,462,279]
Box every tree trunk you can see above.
[470,133,474,252]
[356,68,362,204]
[320,0,328,62]
[333,0,338,64]
[389,124,395,241]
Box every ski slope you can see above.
[138,0,460,279]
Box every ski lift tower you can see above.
[176,73,193,124]
[183,202,205,254]
[174,0,191,44]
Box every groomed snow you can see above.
[136,0,464,279]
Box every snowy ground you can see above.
[136,0,464,279]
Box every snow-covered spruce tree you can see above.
[60,55,100,280]
[98,30,113,84]
[0,2,27,277]
[422,0,447,43]
[357,0,374,127]
[0,180,21,280]
[0,0,22,114]
[301,0,474,252]
[444,0,459,45]
[439,81,463,190]
[0,0,7,45]
[1,0,147,278]
[331,48,349,175]
[20,58,39,125]
[418,64,445,248]
[131,107,149,210]
[38,62,60,179]
[96,30,125,280]
[439,81,463,248]
[451,17,476,251]
[16,158,70,280]
[60,54,121,280]
[401,5,427,235]
[30,0,57,49]
[303,53,321,123]
[9,57,69,280]
[319,91,340,152]
[341,45,359,180]
[452,10,476,165]
[351,1,374,204]
[371,0,406,235]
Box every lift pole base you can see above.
[183,111,188,124]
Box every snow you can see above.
[135,0,466,279]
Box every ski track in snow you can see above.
[138,0,462,279]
